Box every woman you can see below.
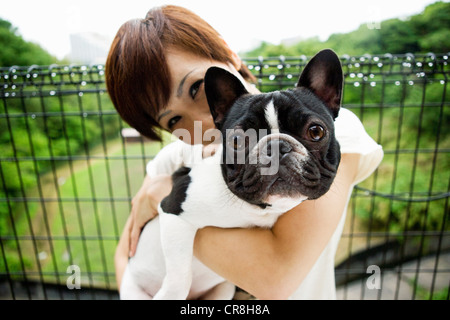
[106,5,383,299]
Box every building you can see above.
[69,32,112,65]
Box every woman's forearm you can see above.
[194,207,329,299]
[115,215,132,291]
[194,225,294,299]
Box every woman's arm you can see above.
[115,214,132,290]
[194,153,361,299]
[128,174,172,256]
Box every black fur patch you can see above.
[160,167,192,215]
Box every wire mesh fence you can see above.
[0,53,449,300]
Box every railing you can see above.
[0,53,449,300]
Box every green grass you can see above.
[1,138,164,289]
[349,105,449,233]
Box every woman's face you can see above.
[157,48,249,145]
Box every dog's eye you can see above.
[228,133,245,150]
[308,125,325,141]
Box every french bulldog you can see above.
[120,49,343,300]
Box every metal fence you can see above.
[0,53,449,300]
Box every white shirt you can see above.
[146,108,383,299]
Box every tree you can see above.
[410,1,450,52]
[0,18,56,67]
[243,1,450,57]
[379,18,420,53]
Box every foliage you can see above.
[0,18,57,67]
[242,1,450,58]
[0,89,121,242]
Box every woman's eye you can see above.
[189,80,204,99]
[168,116,181,129]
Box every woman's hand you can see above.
[128,174,173,257]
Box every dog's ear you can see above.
[297,49,343,119]
[205,67,248,129]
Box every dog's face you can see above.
[205,49,343,209]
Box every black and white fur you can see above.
[120,49,343,300]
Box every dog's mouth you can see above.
[249,177,284,209]
[225,152,310,206]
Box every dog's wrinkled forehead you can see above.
[219,94,272,131]
[223,89,335,135]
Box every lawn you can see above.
[2,137,165,290]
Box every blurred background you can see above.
[0,0,446,64]
[0,0,449,300]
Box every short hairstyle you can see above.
[105,5,255,141]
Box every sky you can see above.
[0,0,441,60]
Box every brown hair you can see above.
[105,5,256,141]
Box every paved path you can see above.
[337,252,450,300]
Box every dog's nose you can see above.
[261,139,292,158]
[279,140,293,155]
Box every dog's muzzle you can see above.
[249,133,308,176]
